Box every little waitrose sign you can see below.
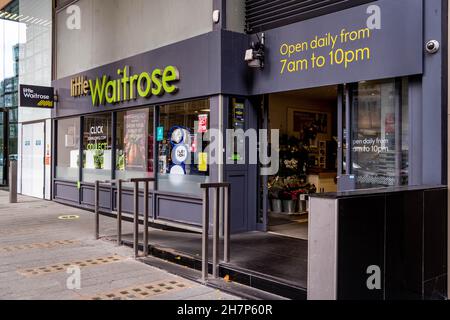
[71,65,180,106]
[19,85,54,109]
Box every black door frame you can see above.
[0,108,8,187]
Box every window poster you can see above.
[199,153,208,172]
[198,114,208,134]
[124,109,149,171]
[157,126,165,142]
[84,116,111,170]
[232,100,245,130]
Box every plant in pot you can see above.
[268,177,284,213]
[280,190,298,214]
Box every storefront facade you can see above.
[53,0,446,228]
[51,0,447,299]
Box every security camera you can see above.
[426,40,440,54]
[245,33,265,68]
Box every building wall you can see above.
[226,0,245,33]
[56,0,214,79]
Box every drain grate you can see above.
[87,279,190,300]
[17,254,125,277]
[0,240,78,254]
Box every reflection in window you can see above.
[158,100,210,196]
[351,78,409,188]
[56,118,80,181]
[82,114,112,183]
[116,109,154,182]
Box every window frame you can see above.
[54,115,82,182]
[53,97,211,197]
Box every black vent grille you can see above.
[245,0,375,33]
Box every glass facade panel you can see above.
[56,118,80,181]
[18,0,53,123]
[0,3,22,168]
[158,100,210,196]
[350,79,409,188]
[82,114,112,183]
[116,109,154,182]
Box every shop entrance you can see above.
[261,86,339,239]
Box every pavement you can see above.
[0,192,240,300]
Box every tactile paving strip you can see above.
[17,254,125,277]
[87,279,191,300]
[0,240,78,253]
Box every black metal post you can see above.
[117,179,122,246]
[201,187,209,282]
[94,180,100,240]
[143,181,149,257]
[224,185,230,263]
[133,180,139,259]
[213,187,220,278]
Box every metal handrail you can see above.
[200,182,231,282]
[94,178,155,259]
[94,179,130,242]
[129,177,155,259]
[95,178,230,275]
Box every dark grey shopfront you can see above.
[51,0,447,299]
[53,0,445,230]
[52,30,257,233]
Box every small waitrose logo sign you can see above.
[71,65,180,106]
[20,85,54,109]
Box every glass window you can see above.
[350,78,409,188]
[116,108,154,182]
[82,113,112,183]
[56,117,80,181]
[158,100,210,196]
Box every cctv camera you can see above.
[426,40,440,54]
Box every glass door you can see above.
[338,78,410,191]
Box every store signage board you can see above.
[251,0,424,94]
[19,85,54,109]
[70,65,180,107]
[53,32,223,118]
